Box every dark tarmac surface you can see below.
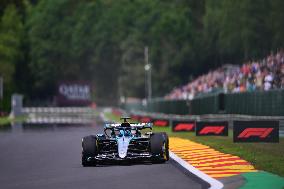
[0,120,209,189]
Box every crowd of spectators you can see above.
[165,50,284,100]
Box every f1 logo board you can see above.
[172,120,195,132]
[152,119,170,127]
[233,121,279,143]
[152,119,169,127]
[139,116,152,123]
[196,121,228,136]
[130,114,140,121]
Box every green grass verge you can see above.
[240,171,284,189]
[104,112,122,122]
[0,117,10,125]
[154,126,284,177]
[104,112,284,177]
[0,116,27,125]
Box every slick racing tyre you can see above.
[82,135,98,167]
[150,133,169,163]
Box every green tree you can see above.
[202,0,222,69]
[270,0,284,49]
[218,0,271,63]
[22,0,284,104]
[28,0,83,97]
[0,5,24,110]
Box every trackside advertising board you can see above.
[196,121,228,136]
[152,119,169,127]
[172,120,195,132]
[139,116,152,123]
[130,114,140,121]
[56,82,91,106]
[233,121,279,143]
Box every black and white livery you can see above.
[81,117,169,166]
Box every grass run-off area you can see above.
[104,112,284,177]
[0,116,27,125]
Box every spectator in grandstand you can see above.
[165,50,284,100]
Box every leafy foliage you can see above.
[0,0,283,106]
[0,5,24,110]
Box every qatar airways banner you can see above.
[233,121,279,143]
[56,82,91,106]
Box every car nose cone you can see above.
[117,136,131,158]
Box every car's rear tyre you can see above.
[82,135,97,167]
[150,132,169,163]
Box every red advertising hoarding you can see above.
[172,121,195,132]
[196,121,228,136]
[233,121,279,143]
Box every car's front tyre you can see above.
[82,135,97,167]
[150,132,169,163]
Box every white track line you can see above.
[169,151,223,189]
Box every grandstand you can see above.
[166,50,284,100]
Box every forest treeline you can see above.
[0,0,283,107]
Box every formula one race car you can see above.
[81,117,169,166]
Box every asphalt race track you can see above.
[0,119,209,189]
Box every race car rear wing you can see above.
[104,123,153,130]
[130,123,153,129]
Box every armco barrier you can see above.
[127,110,284,137]
[107,108,284,137]
[122,89,284,116]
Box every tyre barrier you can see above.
[26,117,92,124]
[22,107,94,114]
[22,107,97,124]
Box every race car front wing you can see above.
[86,152,160,162]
